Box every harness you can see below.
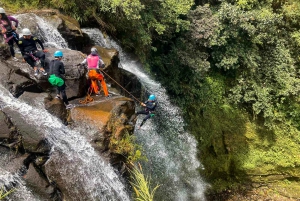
[0,20,17,43]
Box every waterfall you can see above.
[0,168,39,201]
[0,86,130,200]
[14,13,69,49]
[82,28,207,201]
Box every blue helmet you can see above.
[148,94,156,101]
[54,51,63,57]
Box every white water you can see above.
[14,13,69,49]
[82,28,207,201]
[0,85,130,200]
[0,168,38,201]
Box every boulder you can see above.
[2,107,50,153]
[69,96,135,151]
[0,43,11,60]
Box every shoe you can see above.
[66,104,73,109]
[12,57,18,61]
[34,70,39,76]
[40,70,47,76]
[55,95,61,99]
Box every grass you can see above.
[129,163,160,201]
[0,186,15,200]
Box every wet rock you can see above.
[1,107,50,153]
[19,91,49,109]
[24,163,57,200]
[0,110,12,139]
[69,96,135,151]
[0,43,11,60]
[44,97,68,124]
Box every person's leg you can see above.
[7,38,15,57]
[57,84,69,105]
[139,114,151,128]
[34,51,47,74]
[23,54,36,70]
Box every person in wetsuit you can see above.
[0,7,20,61]
[18,28,48,76]
[48,50,72,109]
[136,94,157,129]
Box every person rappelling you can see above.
[80,47,109,97]
[18,28,49,76]
[0,7,20,61]
[131,94,157,129]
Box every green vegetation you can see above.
[0,186,15,200]
[129,163,160,201]
[109,131,146,164]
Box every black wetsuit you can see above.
[137,100,157,127]
[49,59,69,105]
[18,36,46,68]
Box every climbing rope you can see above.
[79,69,142,105]
[99,69,142,104]
[79,81,104,104]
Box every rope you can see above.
[79,85,95,104]
[100,69,142,104]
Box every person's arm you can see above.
[145,101,156,110]
[81,58,87,65]
[33,37,45,50]
[7,16,18,28]
[18,38,25,56]
[98,56,105,68]
[60,61,65,75]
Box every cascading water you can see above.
[82,28,207,201]
[0,85,130,201]
[14,13,69,49]
[0,168,39,201]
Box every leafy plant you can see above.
[129,163,160,201]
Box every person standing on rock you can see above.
[0,7,20,61]
[18,28,48,76]
[80,47,109,97]
[48,50,72,109]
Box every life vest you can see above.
[87,55,99,68]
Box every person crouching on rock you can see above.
[81,47,109,97]
[18,28,48,76]
[48,51,72,109]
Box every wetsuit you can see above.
[18,36,46,68]
[137,100,157,127]
[0,16,19,57]
[49,59,69,105]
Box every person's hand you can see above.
[141,103,146,107]
[1,29,6,34]
[11,26,16,30]
[22,58,26,62]
[101,63,105,68]
[43,49,49,53]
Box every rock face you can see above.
[0,10,138,200]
